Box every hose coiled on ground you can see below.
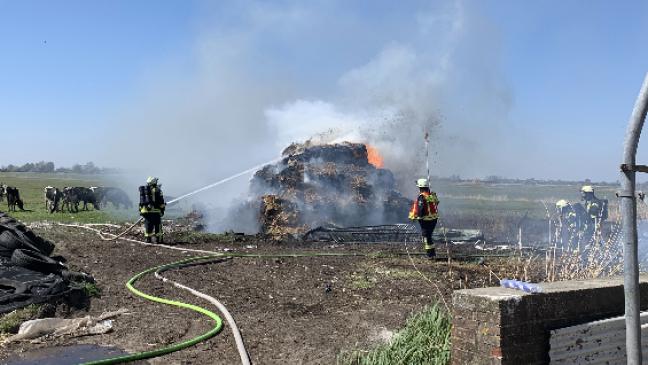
[81,258,224,365]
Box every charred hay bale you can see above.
[248,141,414,236]
[259,195,305,235]
[283,142,370,166]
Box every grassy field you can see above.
[434,181,619,220]
[0,172,623,232]
[0,172,137,223]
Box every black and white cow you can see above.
[44,186,64,213]
[62,187,99,212]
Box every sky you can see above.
[1,0,648,186]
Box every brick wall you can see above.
[451,274,648,364]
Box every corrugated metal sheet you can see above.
[550,311,648,364]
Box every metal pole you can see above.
[621,73,648,365]
[425,131,430,182]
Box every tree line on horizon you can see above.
[0,161,117,174]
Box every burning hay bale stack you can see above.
[251,142,411,237]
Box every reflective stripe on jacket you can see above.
[140,186,166,214]
[408,191,439,220]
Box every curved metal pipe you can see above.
[621,72,648,365]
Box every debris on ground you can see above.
[247,142,411,238]
[303,224,484,244]
[5,308,128,342]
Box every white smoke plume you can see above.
[100,1,515,229]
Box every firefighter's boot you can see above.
[145,236,152,243]
[423,237,435,259]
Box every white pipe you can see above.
[58,222,250,364]
[155,267,251,365]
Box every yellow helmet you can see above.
[556,199,569,209]
[581,185,594,193]
[416,178,430,188]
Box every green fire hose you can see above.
[80,257,225,365]
[72,244,510,364]
[80,252,365,365]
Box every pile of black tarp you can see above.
[0,212,92,314]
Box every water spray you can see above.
[166,157,281,205]
[105,157,282,241]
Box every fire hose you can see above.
[65,223,364,365]
[57,159,496,364]
[99,158,282,241]
[81,256,225,365]
[62,221,510,364]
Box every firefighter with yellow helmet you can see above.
[580,185,607,242]
[409,178,439,258]
[139,177,166,243]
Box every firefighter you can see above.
[409,178,439,258]
[139,177,166,243]
[555,199,581,247]
[580,185,607,243]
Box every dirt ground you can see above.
[1,224,497,365]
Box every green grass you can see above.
[434,181,618,220]
[0,172,136,223]
[171,230,239,244]
[374,266,420,280]
[81,282,102,298]
[349,265,421,290]
[350,272,377,289]
[0,304,40,334]
[338,305,452,365]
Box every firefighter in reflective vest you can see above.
[139,177,166,243]
[409,178,439,258]
[580,185,607,242]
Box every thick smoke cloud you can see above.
[101,1,515,228]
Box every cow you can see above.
[61,187,80,213]
[62,187,99,212]
[90,187,132,209]
[44,186,53,209]
[44,186,64,213]
[0,183,5,202]
[5,187,24,212]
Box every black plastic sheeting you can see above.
[0,212,89,314]
[0,266,72,314]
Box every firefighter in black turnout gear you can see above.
[139,177,166,243]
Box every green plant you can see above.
[338,305,452,365]
[82,282,102,297]
[0,304,40,334]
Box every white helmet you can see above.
[416,178,430,188]
[147,176,159,185]
[581,185,594,193]
[556,199,569,209]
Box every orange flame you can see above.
[366,144,384,168]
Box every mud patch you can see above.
[5,344,138,365]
